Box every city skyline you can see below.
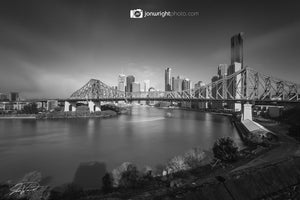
[0,0,299,98]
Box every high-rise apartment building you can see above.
[132,82,140,92]
[118,74,126,92]
[171,77,175,91]
[182,78,191,91]
[173,76,183,92]
[141,80,150,92]
[126,75,135,92]
[218,64,228,78]
[165,68,172,91]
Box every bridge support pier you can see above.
[95,102,101,111]
[88,101,95,113]
[242,103,253,121]
[64,101,70,112]
[64,101,77,112]
[88,101,101,112]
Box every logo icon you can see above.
[130,9,143,18]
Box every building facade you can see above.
[173,76,183,92]
[9,92,19,102]
[131,82,140,93]
[231,32,244,67]
[141,80,150,92]
[165,68,172,91]
[126,75,135,92]
[182,78,191,91]
[118,74,126,92]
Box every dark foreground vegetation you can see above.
[1,136,283,200]
[279,106,300,141]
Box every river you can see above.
[0,106,243,186]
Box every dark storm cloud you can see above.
[0,0,299,98]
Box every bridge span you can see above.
[5,67,299,121]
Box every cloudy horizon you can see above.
[0,0,299,98]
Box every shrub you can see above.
[119,167,140,188]
[102,173,113,193]
[213,137,238,162]
[141,166,153,178]
[153,164,165,176]
[166,155,190,174]
[111,162,139,187]
[184,147,213,168]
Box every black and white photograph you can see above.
[0,0,300,199]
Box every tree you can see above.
[111,162,140,188]
[22,103,38,114]
[213,137,238,162]
[183,147,212,168]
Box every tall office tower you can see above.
[126,75,135,92]
[165,68,172,91]
[182,78,191,91]
[171,77,175,91]
[218,64,228,78]
[132,82,140,92]
[173,76,183,92]
[118,74,126,92]
[142,80,150,92]
[231,32,244,67]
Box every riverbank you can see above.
[157,106,234,116]
[0,110,120,119]
[0,114,36,119]
[36,110,118,119]
[94,121,300,199]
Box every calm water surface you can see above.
[0,106,242,186]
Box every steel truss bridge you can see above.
[68,67,300,105]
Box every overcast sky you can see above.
[0,0,299,98]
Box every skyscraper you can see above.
[171,77,175,91]
[182,78,191,91]
[165,68,172,91]
[131,82,140,92]
[118,74,126,92]
[218,64,228,78]
[231,32,244,67]
[142,80,150,92]
[126,75,135,92]
[173,76,183,92]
